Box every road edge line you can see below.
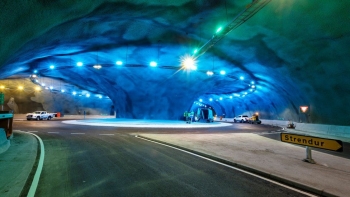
[135,135,336,197]
[26,132,45,197]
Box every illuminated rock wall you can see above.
[0,1,349,125]
[0,79,112,115]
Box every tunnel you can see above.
[0,0,349,125]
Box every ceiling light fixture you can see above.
[150,61,157,67]
[206,71,214,76]
[93,64,102,69]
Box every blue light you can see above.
[50,65,55,69]
[220,70,226,75]
[209,98,213,101]
[194,49,198,54]
[77,62,83,66]
[199,99,203,102]
[240,76,244,80]
[116,61,123,66]
[99,95,102,99]
[61,89,65,93]
[34,70,37,73]
[251,81,255,84]
[229,96,232,99]
[72,91,76,95]
[150,61,157,67]
[49,86,53,90]
[219,97,223,100]
[86,94,90,98]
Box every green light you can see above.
[216,27,222,33]
[194,49,198,54]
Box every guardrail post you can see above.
[303,146,316,164]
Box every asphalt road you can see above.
[14,121,308,197]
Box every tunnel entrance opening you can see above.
[189,103,217,123]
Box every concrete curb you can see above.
[18,131,41,197]
[137,135,337,197]
[0,128,10,154]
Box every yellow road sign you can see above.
[281,133,343,152]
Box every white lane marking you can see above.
[71,133,85,135]
[48,132,59,134]
[99,134,115,136]
[28,131,38,133]
[27,132,45,197]
[135,136,316,197]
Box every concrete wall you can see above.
[260,119,350,142]
[220,118,350,142]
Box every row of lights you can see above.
[197,81,257,102]
[45,60,159,71]
[29,75,106,99]
[40,56,253,82]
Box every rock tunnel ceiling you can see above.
[0,0,349,125]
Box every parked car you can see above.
[26,111,55,121]
[233,115,249,123]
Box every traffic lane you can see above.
[34,133,308,197]
[13,121,281,135]
[259,133,350,159]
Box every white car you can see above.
[233,115,249,123]
[26,111,55,121]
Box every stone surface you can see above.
[0,1,349,124]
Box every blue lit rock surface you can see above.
[0,1,349,124]
[0,79,112,115]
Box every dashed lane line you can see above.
[48,132,59,134]
[71,133,85,135]
[99,134,115,136]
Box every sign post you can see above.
[281,133,343,163]
[0,92,4,111]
